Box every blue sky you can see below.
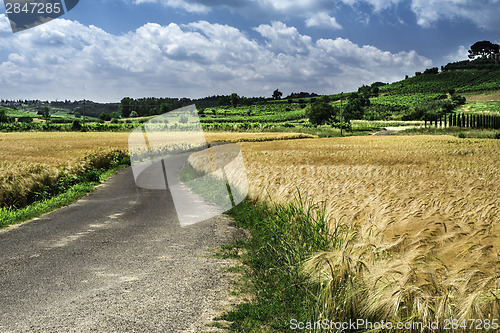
[0,0,499,102]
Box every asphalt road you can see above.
[372,129,398,136]
[0,167,245,332]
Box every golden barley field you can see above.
[0,132,130,209]
[0,131,312,166]
[236,135,500,328]
[2,131,499,327]
[0,131,312,209]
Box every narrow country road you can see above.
[0,167,245,332]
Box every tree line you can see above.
[118,91,303,118]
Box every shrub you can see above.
[424,67,439,74]
[99,112,111,121]
[0,110,8,123]
[451,94,466,106]
[343,98,365,120]
[305,100,337,125]
[17,117,33,123]
[71,119,83,131]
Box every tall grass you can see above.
[0,159,130,228]
[221,194,346,332]
[0,149,129,210]
[0,182,95,228]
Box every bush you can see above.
[17,117,33,123]
[305,100,337,125]
[71,119,83,131]
[0,110,9,123]
[99,112,111,121]
[343,98,365,121]
[424,67,439,75]
[451,94,466,106]
[441,100,454,113]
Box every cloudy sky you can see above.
[0,0,499,102]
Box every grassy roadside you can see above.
[0,155,130,229]
[216,195,346,332]
[398,126,500,138]
[219,136,500,332]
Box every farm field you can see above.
[464,92,500,102]
[458,101,500,114]
[0,131,314,210]
[227,135,500,326]
[0,132,130,166]
[2,66,500,323]
[1,128,499,328]
[0,131,314,166]
[2,67,500,138]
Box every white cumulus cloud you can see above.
[305,12,343,29]
[444,45,469,63]
[341,0,500,30]
[130,0,500,31]
[410,0,500,30]
[132,0,211,13]
[0,18,431,101]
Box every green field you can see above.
[1,59,499,332]
[457,101,500,114]
[2,64,500,134]
[379,69,500,95]
[1,107,36,118]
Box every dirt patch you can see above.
[463,92,500,102]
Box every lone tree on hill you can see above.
[230,93,239,107]
[272,89,283,100]
[468,40,500,60]
[38,106,50,121]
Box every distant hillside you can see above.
[380,68,500,96]
[332,62,500,121]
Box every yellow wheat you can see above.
[238,135,499,330]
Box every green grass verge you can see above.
[178,162,237,208]
[0,164,129,229]
[399,127,500,139]
[0,182,95,228]
[458,101,500,114]
[218,195,346,332]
